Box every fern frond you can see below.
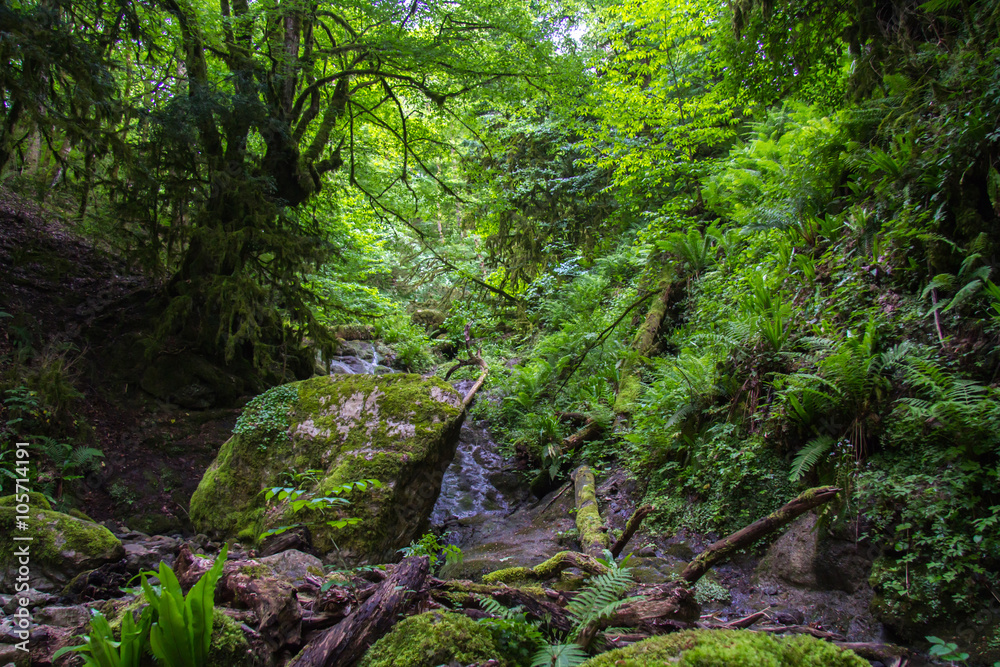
[788,434,835,481]
[530,643,589,667]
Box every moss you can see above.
[0,500,123,587]
[207,609,254,667]
[0,492,53,510]
[190,374,464,562]
[358,611,506,667]
[483,566,535,585]
[68,508,95,522]
[579,629,868,667]
[238,564,273,578]
[572,468,609,556]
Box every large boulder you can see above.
[190,374,464,563]
[0,496,124,592]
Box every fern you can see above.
[566,554,638,641]
[530,643,589,667]
[788,434,836,481]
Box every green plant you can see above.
[261,476,382,540]
[141,544,229,667]
[232,384,299,452]
[55,546,229,667]
[398,531,463,572]
[109,480,138,507]
[53,605,154,667]
[927,636,969,664]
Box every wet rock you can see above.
[190,374,465,564]
[1,589,58,614]
[61,559,130,601]
[757,512,821,588]
[0,643,30,667]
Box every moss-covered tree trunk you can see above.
[614,269,674,416]
[571,465,610,558]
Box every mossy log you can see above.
[610,504,653,558]
[172,545,303,649]
[481,550,609,584]
[613,275,673,416]
[564,420,605,449]
[289,556,430,667]
[680,486,841,584]
[571,465,610,558]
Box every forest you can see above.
[1,0,999,665]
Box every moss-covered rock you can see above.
[190,374,464,563]
[579,629,868,666]
[358,611,505,667]
[0,499,124,592]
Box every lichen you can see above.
[358,611,506,667]
[238,564,272,578]
[578,629,868,666]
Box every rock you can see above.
[258,549,325,587]
[2,589,58,614]
[61,560,130,602]
[0,643,30,667]
[757,512,874,595]
[190,374,465,564]
[0,500,124,592]
[757,512,821,589]
[33,606,91,628]
[122,534,180,573]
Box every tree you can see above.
[108,0,563,367]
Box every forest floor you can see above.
[0,188,240,531]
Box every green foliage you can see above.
[860,359,1000,626]
[142,544,229,667]
[52,605,154,667]
[398,532,463,572]
[55,547,229,667]
[232,385,299,452]
[565,553,638,642]
[261,474,382,541]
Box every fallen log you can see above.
[610,504,653,558]
[172,545,302,649]
[571,465,610,558]
[563,420,605,449]
[680,486,841,585]
[288,556,429,667]
[482,550,608,584]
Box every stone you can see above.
[258,549,325,587]
[1,589,57,614]
[756,512,821,589]
[0,643,30,667]
[33,605,91,628]
[0,500,124,592]
[190,374,465,564]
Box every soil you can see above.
[0,188,241,530]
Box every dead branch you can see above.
[680,486,841,585]
[610,504,653,558]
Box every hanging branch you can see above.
[553,289,658,398]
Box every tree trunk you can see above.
[571,465,609,558]
[288,556,429,667]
